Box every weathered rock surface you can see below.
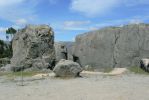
[73,23,149,70]
[54,42,74,62]
[64,42,75,61]
[0,64,12,72]
[55,42,68,62]
[11,25,55,71]
[53,59,83,77]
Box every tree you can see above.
[6,27,17,41]
[0,39,12,58]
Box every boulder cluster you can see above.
[1,23,149,74]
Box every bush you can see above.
[128,66,149,75]
[0,40,12,58]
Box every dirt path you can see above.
[0,72,149,100]
[82,68,128,75]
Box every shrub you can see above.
[0,40,12,58]
[128,66,149,75]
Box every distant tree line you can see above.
[0,40,12,58]
[0,27,16,58]
[6,27,17,41]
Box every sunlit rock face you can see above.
[11,25,55,71]
[73,24,149,71]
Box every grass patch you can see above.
[0,71,45,77]
[128,66,149,75]
[103,67,114,73]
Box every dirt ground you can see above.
[0,70,149,100]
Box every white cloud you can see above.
[63,20,91,31]
[70,0,119,17]
[63,21,91,27]
[70,0,149,17]
[0,0,40,24]
[0,0,24,7]
[0,27,7,33]
[129,19,143,24]
[90,15,149,29]
[15,18,28,25]
[123,0,149,7]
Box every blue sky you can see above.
[0,0,149,41]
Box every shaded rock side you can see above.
[53,59,83,77]
[73,23,149,70]
[11,25,55,71]
[140,58,149,72]
[54,42,74,62]
[54,42,68,62]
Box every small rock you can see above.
[0,64,12,72]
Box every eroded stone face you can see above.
[54,42,74,62]
[73,24,149,70]
[11,25,55,71]
[54,42,68,62]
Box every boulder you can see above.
[53,59,83,77]
[0,58,10,67]
[0,64,12,72]
[11,25,55,71]
[73,23,149,70]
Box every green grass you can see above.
[0,71,44,77]
[103,67,114,73]
[84,66,113,73]
[128,66,149,75]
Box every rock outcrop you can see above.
[53,59,83,77]
[55,42,68,62]
[73,23,149,70]
[54,42,74,62]
[11,25,55,71]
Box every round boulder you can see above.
[53,59,83,77]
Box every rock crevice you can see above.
[112,28,120,68]
[73,24,149,69]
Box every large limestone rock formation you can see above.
[11,25,55,71]
[73,23,149,70]
[53,59,83,77]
